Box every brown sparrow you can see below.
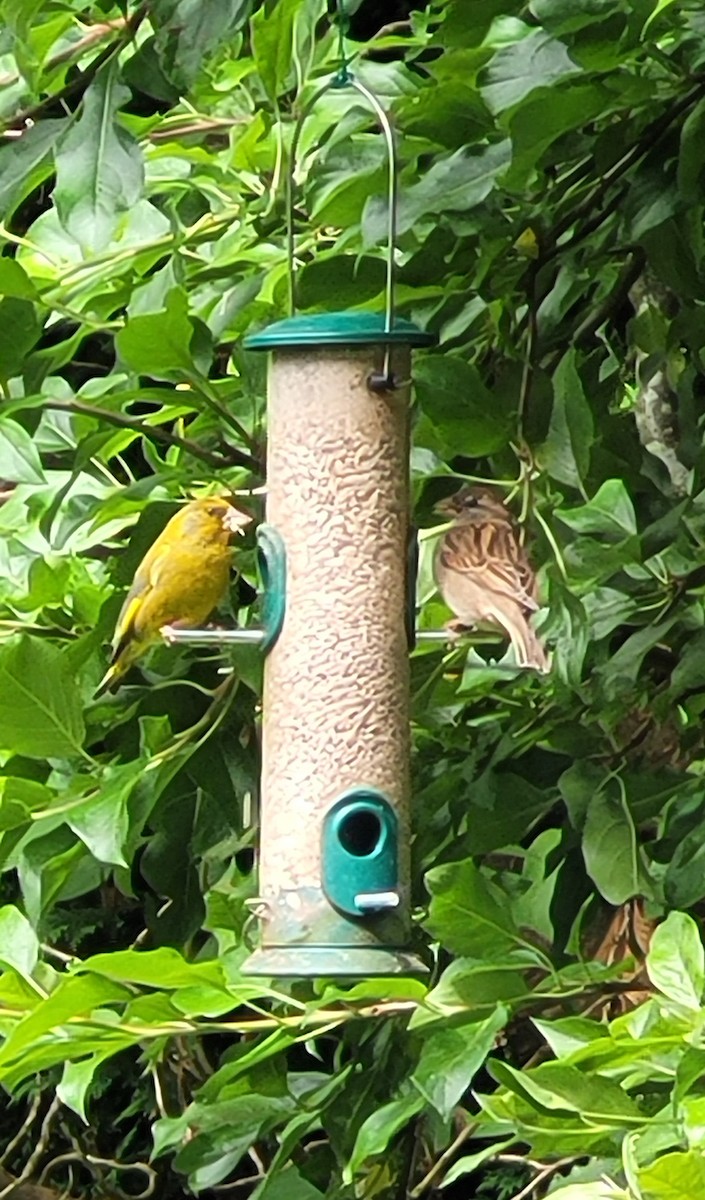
[433,485,550,672]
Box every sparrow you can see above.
[433,484,550,672]
[96,497,252,693]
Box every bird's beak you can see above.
[224,506,253,536]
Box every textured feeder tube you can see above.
[243,314,432,976]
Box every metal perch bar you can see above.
[161,625,540,670]
[161,626,265,645]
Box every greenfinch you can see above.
[97,497,252,693]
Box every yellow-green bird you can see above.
[97,497,252,694]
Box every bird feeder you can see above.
[236,61,435,977]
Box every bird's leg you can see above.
[444,618,472,640]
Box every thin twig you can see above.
[212,1177,265,1192]
[190,378,260,456]
[40,399,260,473]
[0,17,127,95]
[572,249,646,346]
[370,20,413,40]
[0,1092,42,1168]
[409,1120,477,1198]
[40,943,79,966]
[0,1094,61,1200]
[2,3,148,132]
[543,83,705,262]
[507,1155,577,1200]
[516,264,538,444]
[149,117,249,142]
[85,1154,156,1199]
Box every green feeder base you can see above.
[242,943,427,978]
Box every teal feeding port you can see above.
[322,790,399,918]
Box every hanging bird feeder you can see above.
[163,8,440,974]
[236,14,436,976]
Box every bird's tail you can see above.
[94,662,122,698]
[489,604,551,673]
[518,622,551,673]
[94,643,140,697]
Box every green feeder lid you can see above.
[243,311,437,350]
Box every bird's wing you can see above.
[111,544,173,654]
[440,520,538,611]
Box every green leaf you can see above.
[116,288,201,381]
[58,1049,117,1122]
[646,912,704,1011]
[0,302,41,384]
[0,259,38,300]
[53,61,144,253]
[297,255,386,311]
[423,958,527,1014]
[414,355,511,457]
[541,349,594,491]
[251,0,300,102]
[393,139,511,236]
[489,1060,640,1120]
[639,1150,705,1199]
[481,31,581,114]
[0,905,39,981]
[441,1141,516,1188]
[77,947,227,991]
[151,0,252,88]
[424,859,530,959]
[254,1167,324,1200]
[0,415,45,481]
[540,1184,628,1199]
[67,786,130,868]
[344,1091,424,1183]
[505,84,607,190]
[0,972,130,1079]
[675,1048,705,1108]
[556,479,637,537]
[670,629,705,697]
[0,636,85,759]
[413,1006,508,1120]
[175,1095,294,1190]
[531,0,626,36]
[678,98,705,203]
[0,120,65,221]
[642,0,678,36]
[582,786,652,905]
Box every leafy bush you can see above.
[0,0,705,1197]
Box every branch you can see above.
[516,262,539,444]
[148,117,249,142]
[41,399,261,473]
[409,1120,478,1198]
[507,1155,578,1200]
[2,2,148,133]
[0,1095,61,1200]
[572,248,646,346]
[542,82,705,263]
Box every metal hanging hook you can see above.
[285,3,400,390]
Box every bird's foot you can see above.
[445,619,472,641]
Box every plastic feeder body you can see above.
[242,313,433,977]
